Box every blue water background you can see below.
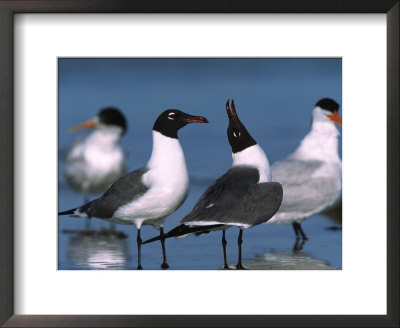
[58,58,342,270]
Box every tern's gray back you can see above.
[271,158,323,185]
[271,158,341,215]
[182,166,283,227]
[84,167,149,219]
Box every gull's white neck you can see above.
[232,144,271,183]
[147,131,187,171]
[292,107,340,163]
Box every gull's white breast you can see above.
[113,131,190,228]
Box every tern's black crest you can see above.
[226,100,257,154]
[98,107,127,134]
[153,109,208,139]
[315,98,339,113]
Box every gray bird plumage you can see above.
[76,167,149,220]
[271,158,340,218]
[182,166,283,228]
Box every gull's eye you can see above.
[168,112,176,120]
[233,129,241,138]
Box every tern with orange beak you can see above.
[64,107,127,198]
[59,109,209,269]
[268,98,342,249]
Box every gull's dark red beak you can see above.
[226,99,240,128]
[183,115,209,124]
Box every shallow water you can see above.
[58,182,342,270]
[58,58,342,270]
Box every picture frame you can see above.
[0,0,398,327]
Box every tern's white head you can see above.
[293,98,342,162]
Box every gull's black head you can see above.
[226,100,257,154]
[97,107,127,134]
[315,98,339,113]
[153,109,208,139]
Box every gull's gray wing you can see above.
[84,167,149,218]
[181,166,283,227]
[271,158,341,215]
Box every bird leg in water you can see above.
[159,227,170,269]
[236,229,246,270]
[292,222,308,251]
[292,222,308,241]
[136,229,143,270]
[222,230,230,269]
[298,224,308,240]
[293,238,307,251]
[292,222,301,240]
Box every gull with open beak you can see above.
[143,100,283,269]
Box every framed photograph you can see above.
[1,1,398,327]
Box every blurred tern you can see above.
[144,100,283,270]
[268,98,342,248]
[59,109,208,269]
[64,107,127,199]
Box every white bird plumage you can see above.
[113,131,190,229]
[64,107,127,197]
[268,99,342,245]
[64,126,126,195]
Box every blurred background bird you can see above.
[268,98,342,250]
[63,107,128,232]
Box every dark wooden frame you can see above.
[0,1,398,327]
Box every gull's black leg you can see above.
[236,229,246,270]
[292,222,301,241]
[137,228,143,270]
[292,222,301,250]
[160,227,170,269]
[222,230,230,269]
[293,222,308,251]
[298,224,309,240]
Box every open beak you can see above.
[69,118,97,132]
[226,99,240,128]
[326,111,342,126]
[183,115,209,124]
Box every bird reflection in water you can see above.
[67,232,129,269]
[235,249,338,270]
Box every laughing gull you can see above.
[63,107,128,231]
[59,109,208,269]
[144,100,283,269]
[268,98,342,249]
